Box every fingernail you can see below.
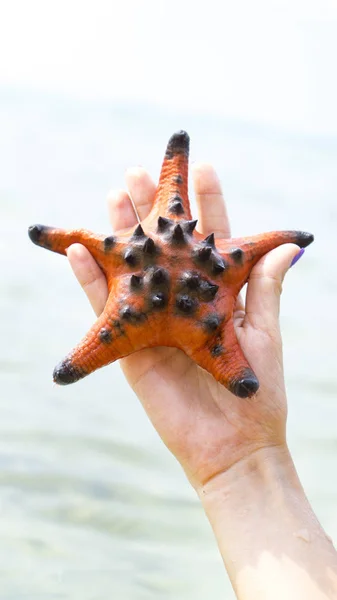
[290,247,305,268]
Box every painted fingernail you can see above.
[290,248,305,268]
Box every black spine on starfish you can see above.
[198,281,219,301]
[169,196,185,215]
[176,294,198,314]
[230,247,244,264]
[196,246,213,262]
[132,224,145,239]
[130,274,143,289]
[203,314,221,332]
[157,216,171,232]
[120,305,145,323]
[143,237,156,255]
[184,220,198,235]
[151,267,169,286]
[124,248,138,266]
[99,328,113,344]
[183,272,200,290]
[204,233,215,247]
[173,174,183,184]
[171,223,186,244]
[151,292,167,309]
[212,258,226,274]
[104,235,115,251]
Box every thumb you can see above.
[245,244,303,336]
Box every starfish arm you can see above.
[217,230,314,264]
[191,319,259,398]
[219,230,313,259]
[28,224,123,274]
[144,131,192,227]
[215,230,314,291]
[28,224,106,257]
[52,298,135,385]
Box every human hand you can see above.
[67,164,302,489]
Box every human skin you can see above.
[67,163,337,599]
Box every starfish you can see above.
[28,131,314,398]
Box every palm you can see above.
[120,300,286,486]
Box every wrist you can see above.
[197,445,337,600]
[197,443,300,505]
[197,444,315,538]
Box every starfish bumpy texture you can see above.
[28,131,314,398]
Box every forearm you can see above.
[198,445,337,600]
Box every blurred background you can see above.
[1,1,337,598]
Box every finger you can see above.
[192,163,230,238]
[192,162,245,311]
[67,244,108,317]
[125,167,157,221]
[107,189,138,232]
[245,244,301,336]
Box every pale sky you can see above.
[1,0,337,134]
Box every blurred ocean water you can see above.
[0,86,336,599]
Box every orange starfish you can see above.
[28,131,313,397]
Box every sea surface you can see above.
[1,87,337,599]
